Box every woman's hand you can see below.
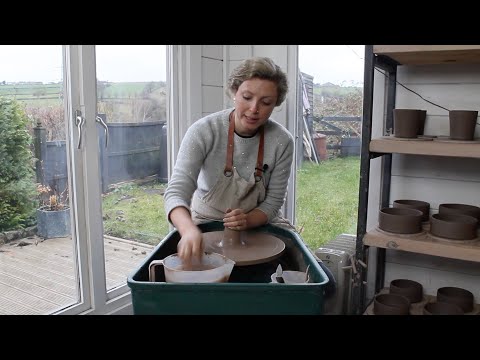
[177,226,203,264]
[223,208,248,231]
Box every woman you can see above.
[164,57,294,262]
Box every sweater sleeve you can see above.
[163,120,210,223]
[256,131,294,221]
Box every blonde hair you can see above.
[227,57,288,106]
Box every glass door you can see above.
[0,45,169,314]
[94,45,168,296]
[59,45,170,313]
[0,45,85,314]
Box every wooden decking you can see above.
[0,235,154,315]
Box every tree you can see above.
[0,98,37,231]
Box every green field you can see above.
[0,81,166,107]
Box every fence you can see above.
[33,118,168,193]
[314,116,361,158]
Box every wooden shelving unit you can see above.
[370,137,480,158]
[352,45,480,315]
[373,45,480,65]
[363,228,480,263]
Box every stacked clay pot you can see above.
[379,207,423,234]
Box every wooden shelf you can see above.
[373,45,480,65]
[363,228,480,263]
[364,287,480,315]
[370,137,480,158]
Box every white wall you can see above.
[367,63,480,302]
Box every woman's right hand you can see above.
[177,226,204,264]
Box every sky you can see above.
[299,45,365,86]
[0,45,365,86]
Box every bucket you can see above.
[313,133,328,160]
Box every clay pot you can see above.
[436,287,474,313]
[389,279,423,303]
[430,213,478,240]
[374,293,410,315]
[379,207,423,234]
[449,110,478,141]
[393,109,422,138]
[419,110,427,135]
[423,302,464,315]
[393,199,430,222]
[438,203,480,221]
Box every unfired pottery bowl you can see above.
[393,199,430,222]
[379,207,423,234]
[374,293,410,315]
[418,110,427,135]
[448,110,478,141]
[393,109,422,138]
[430,213,478,240]
[436,286,474,313]
[438,203,480,221]
[389,279,423,303]
[423,302,464,315]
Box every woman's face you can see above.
[233,78,278,136]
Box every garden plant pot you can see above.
[36,206,71,239]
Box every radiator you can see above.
[315,234,356,315]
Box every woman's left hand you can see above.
[223,208,248,231]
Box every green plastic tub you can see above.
[127,221,329,314]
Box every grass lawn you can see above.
[295,157,360,250]
[101,156,360,249]
[102,182,169,245]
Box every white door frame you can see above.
[57,45,130,315]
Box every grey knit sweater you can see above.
[164,108,294,223]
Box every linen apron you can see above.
[191,111,296,231]
[191,111,266,223]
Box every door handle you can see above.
[75,110,85,149]
[96,115,109,149]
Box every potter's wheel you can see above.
[202,230,285,266]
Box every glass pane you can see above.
[0,45,79,314]
[297,45,363,250]
[94,45,169,291]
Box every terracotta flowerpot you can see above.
[393,109,422,138]
[449,110,478,140]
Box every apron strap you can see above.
[224,111,236,177]
[224,110,265,182]
[254,126,265,182]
